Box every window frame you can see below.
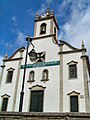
[1,94,10,111]
[67,91,80,112]
[41,69,49,82]
[29,90,44,112]
[70,95,79,112]
[6,68,15,83]
[27,71,35,83]
[29,85,46,112]
[67,60,78,79]
[69,64,77,79]
[40,23,47,35]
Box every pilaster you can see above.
[0,62,5,88]
[34,22,37,37]
[12,48,25,111]
[81,49,90,112]
[59,43,64,112]
[50,20,53,34]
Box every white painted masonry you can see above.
[0,9,90,112]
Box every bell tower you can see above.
[34,8,59,41]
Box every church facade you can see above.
[0,9,90,112]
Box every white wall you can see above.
[63,52,86,112]
[15,36,60,112]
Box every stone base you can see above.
[0,112,90,120]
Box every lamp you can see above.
[28,49,37,62]
[19,36,37,112]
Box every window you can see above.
[69,64,77,78]
[54,27,56,36]
[29,71,35,81]
[70,96,78,112]
[40,23,46,34]
[67,91,80,112]
[1,98,8,111]
[42,69,49,80]
[6,68,15,83]
[30,91,44,112]
[6,71,13,83]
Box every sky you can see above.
[0,0,90,67]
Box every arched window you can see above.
[42,69,49,80]
[40,23,46,34]
[29,71,35,81]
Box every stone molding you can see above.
[0,112,90,120]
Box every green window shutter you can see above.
[30,92,38,112]
[30,91,44,112]
[1,98,8,111]
[37,91,43,112]
[70,96,78,112]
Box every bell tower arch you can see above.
[34,9,59,41]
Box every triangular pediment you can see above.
[1,93,10,98]
[67,60,78,65]
[7,67,15,71]
[67,90,80,95]
[29,84,46,91]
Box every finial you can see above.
[4,53,8,59]
[81,40,85,49]
[46,8,50,16]
[51,10,54,16]
[36,13,39,19]
[46,1,50,16]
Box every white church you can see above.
[0,8,90,112]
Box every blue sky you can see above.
[0,0,90,65]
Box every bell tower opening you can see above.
[40,23,47,35]
[34,8,59,41]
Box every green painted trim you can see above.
[20,61,60,69]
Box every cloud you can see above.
[11,16,25,46]
[5,42,13,49]
[0,55,3,65]
[27,8,35,17]
[37,4,47,15]
[11,16,18,26]
[27,0,53,17]
[12,16,17,22]
[16,31,25,46]
[37,0,53,15]
[58,0,90,55]
[46,0,53,4]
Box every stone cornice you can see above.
[0,112,90,119]
[9,47,25,59]
[3,57,23,62]
[33,34,58,45]
[58,49,86,55]
[33,34,53,40]
[0,65,5,68]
